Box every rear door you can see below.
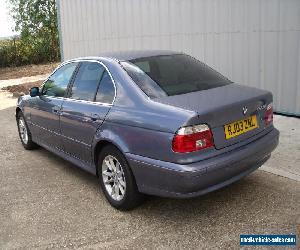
[60,61,115,163]
[30,62,78,150]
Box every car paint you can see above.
[126,128,278,197]
[16,50,279,198]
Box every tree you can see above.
[8,0,60,63]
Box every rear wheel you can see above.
[16,112,38,150]
[98,145,144,210]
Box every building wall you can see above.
[58,0,300,116]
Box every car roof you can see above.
[100,50,179,61]
[74,50,180,62]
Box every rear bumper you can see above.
[126,128,279,198]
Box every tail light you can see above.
[172,124,214,153]
[264,103,273,125]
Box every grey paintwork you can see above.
[29,96,65,150]
[16,50,279,198]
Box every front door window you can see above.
[42,62,78,97]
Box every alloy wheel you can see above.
[102,155,126,201]
[18,117,28,144]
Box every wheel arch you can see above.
[93,139,128,177]
[16,107,22,117]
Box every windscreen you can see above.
[121,54,232,98]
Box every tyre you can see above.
[16,112,39,150]
[98,145,144,210]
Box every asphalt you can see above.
[0,95,299,249]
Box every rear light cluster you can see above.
[172,124,214,153]
[264,103,273,125]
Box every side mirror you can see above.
[29,87,40,97]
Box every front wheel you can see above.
[98,145,144,210]
[16,112,38,150]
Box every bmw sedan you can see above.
[16,50,279,210]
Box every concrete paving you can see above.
[0,95,299,249]
[261,115,300,181]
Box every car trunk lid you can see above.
[153,84,272,149]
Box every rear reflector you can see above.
[172,124,214,153]
[264,103,273,125]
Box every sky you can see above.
[0,0,18,38]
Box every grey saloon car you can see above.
[16,50,279,210]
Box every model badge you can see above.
[257,104,267,111]
[242,106,248,115]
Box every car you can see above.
[16,50,279,210]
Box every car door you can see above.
[30,62,79,150]
[60,61,115,163]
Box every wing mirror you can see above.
[29,87,40,97]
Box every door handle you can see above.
[90,113,100,121]
[52,106,61,114]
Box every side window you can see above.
[69,62,104,101]
[95,71,115,104]
[42,63,78,97]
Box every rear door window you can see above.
[69,62,105,101]
[42,62,78,97]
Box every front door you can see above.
[30,62,79,150]
[60,61,115,163]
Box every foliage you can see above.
[0,0,60,67]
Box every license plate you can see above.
[224,115,258,139]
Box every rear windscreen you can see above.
[121,54,232,98]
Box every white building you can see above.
[57,0,300,116]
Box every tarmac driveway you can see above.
[0,96,299,249]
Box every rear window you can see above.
[121,54,232,98]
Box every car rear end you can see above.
[126,94,279,198]
[120,52,279,198]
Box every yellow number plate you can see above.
[224,115,258,139]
